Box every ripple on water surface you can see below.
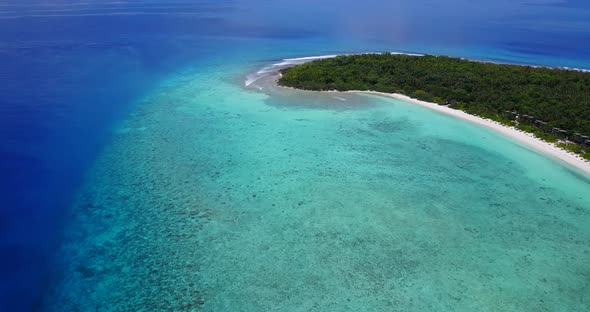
[43,64,590,311]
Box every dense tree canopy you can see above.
[279,54,590,136]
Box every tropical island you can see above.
[278,54,590,160]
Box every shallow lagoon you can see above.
[43,59,590,311]
[3,0,590,309]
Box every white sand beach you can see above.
[352,91,590,176]
[261,57,590,177]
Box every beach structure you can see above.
[533,120,548,129]
[572,133,590,144]
[445,99,457,106]
[504,111,518,120]
[521,114,536,124]
[551,127,569,139]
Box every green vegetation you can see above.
[534,132,559,143]
[557,142,590,160]
[514,124,559,143]
[558,142,583,154]
[278,53,590,156]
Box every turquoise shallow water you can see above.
[43,57,590,311]
[4,0,590,309]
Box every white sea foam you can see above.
[247,52,589,88]
[245,55,339,87]
[563,67,590,73]
[246,51,590,88]
[245,52,430,87]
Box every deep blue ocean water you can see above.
[1,1,589,310]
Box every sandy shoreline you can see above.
[348,90,590,176]
[264,60,590,177]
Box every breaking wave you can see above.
[245,55,338,87]
[245,51,590,88]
